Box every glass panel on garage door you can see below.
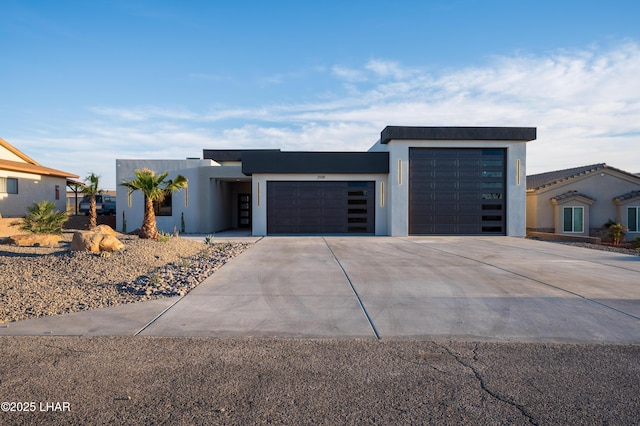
[267,181,375,234]
[409,148,506,235]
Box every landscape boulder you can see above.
[71,226,124,253]
[9,234,61,247]
[95,224,117,236]
[98,234,125,252]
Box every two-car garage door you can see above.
[267,181,375,234]
[409,148,506,235]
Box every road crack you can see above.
[437,342,539,425]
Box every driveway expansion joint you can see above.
[134,295,185,336]
[323,237,380,340]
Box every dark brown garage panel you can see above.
[409,148,506,235]
[267,181,375,234]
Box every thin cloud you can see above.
[331,65,366,82]
[89,106,199,121]
[29,41,640,188]
[365,59,415,80]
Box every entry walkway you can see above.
[2,237,639,342]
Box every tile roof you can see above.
[526,163,640,191]
[550,191,595,203]
[614,190,640,203]
[0,159,79,179]
[0,137,79,179]
[0,136,40,165]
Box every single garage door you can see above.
[267,181,375,234]
[409,148,506,235]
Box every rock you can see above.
[9,234,61,247]
[71,230,125,253]
[95,224,117,236]
[70,232,100,252]
[99,234,125,252]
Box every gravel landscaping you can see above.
[527,235,640,256]
[558,241,640,256]
[0,232,250,324]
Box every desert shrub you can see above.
[606,223,627,246]
[158,231,172,243]
[14,200,68,235]
[631,237,640,250]
[603,219,628,245]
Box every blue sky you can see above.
[2,0,640,189]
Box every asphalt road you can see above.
[1,337,638,425]
[1,236,639,424]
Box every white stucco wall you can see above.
[251,173,389,236]
[369,138,529,237]
[199,165,250,233]
[116,159,253,234]
[0,148,27,162]
[116,159,215,234]
[0,171,68,217]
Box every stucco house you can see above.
[526,164,640,241]
[0,137,79,217]
[116,126,536,236]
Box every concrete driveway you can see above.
[2,237,639,342]
[140,236,640,342]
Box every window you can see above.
[153,194,173,216]
[0,177,18,194]
[563,207,584,233]
[628,207,640,232]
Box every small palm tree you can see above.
[607,223,627,246]
[120,168,188,239]
[14,200,68,234]
[82,172,102,230]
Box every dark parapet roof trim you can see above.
[203,149,280,162]
[241,151,390,175]
[380,126,537,144]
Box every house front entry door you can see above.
[238,193,251,228]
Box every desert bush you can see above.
[606,223,627,245]
[14,201,68,235]
[603,219,628,245]
[158,231,172,243]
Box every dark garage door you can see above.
[267,181,375,234]
[409,148,506,235]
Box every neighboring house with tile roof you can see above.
[526,164,640,241]
[0,137,79,217]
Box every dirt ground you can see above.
[0,337,638,425]
[0,216,116,237]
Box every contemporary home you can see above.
[0,137,79,217]
[116,126,536,236]
[526,164,640,241]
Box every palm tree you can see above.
[15,200,68,234]
[82,172,102,230]
[120,168,188,239]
